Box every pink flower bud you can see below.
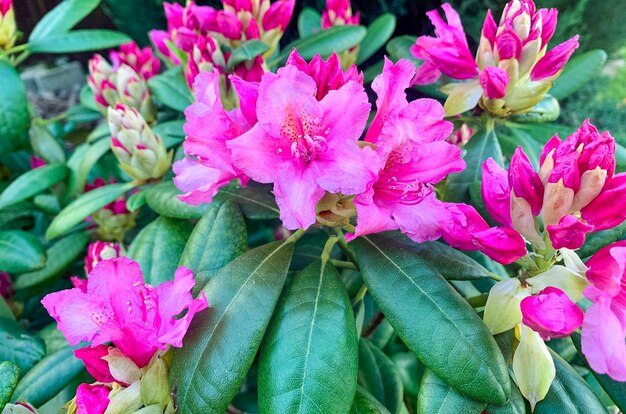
[0,0,11,16]
[538,8,558,47]
[495,26,522,60]
[164,2,185,29]
[509,147,544,215]
[215,10,243,40]
[581,173,626,231]
[85,241,122,274]
[322,0,360,29]
[30,155,46,169]
[481,9,497,45]
[481,158,512,226]
[74,345,117,384]
[521,287,583,341]
[264,0,296,31]
[75,383,111,414]
[88,54,118,111]
[149,30,179,64]
[110,42,160,80]
[546,214,593,250]
[0,0,15,50]
[480,66,509,99]
[447,122,473,147]
[531,35,579,81]
[538,135,561,183]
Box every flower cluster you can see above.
[42,258,208,414]
[321,0,359,29]
[0,0,16,50]
[412,1,579,117]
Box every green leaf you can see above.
[500,127,542,170]
[416,369,487,414]
[298,7,322,38]
[270,25,367,67]
[228,40,269,70]
[68,137,110,196]
[385,35,418,63]
[363,60,384,84]
[259,260,358,414]
[549,49,608,101]
[0,317,45,375]
[127,217,193,285]
[534,350,607,414]
[0,361,19,407]
[0,230,46,274]
[153,120,185,148]
[171,240,294,413]
[29,124,65,164]
[578,220,626,259]
[11,347,84,408]
[79,84,100,112]
[46,182,134,240]
[390,353,420,398]
[444,122,502,203]
[358,339,404,414]
[0,164,67,209]
[148,67,193,112]
[571,333,626,412]
[29,0,101,40]
[352,233,510,404]
[126,188,147,212]
[0,61,29,153]
[508,95,560,124]
[179,201,247,294]
[485,384,525,414]
[215,183,280,220]
[14,232,88,290]
[351,385,392,414]
[144,181,207,220]
[357,14,397,65]
[29,30,131,53]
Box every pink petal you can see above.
[349,189,398,241]
[480,66,509,99]
[313,145,380,196]
[273,168,327,230]
[76,384,110,414]
[531,36,580,81]
[581,173,626,231]
[392,192,454,243]
[546,214,594,250]
[173,158,238,206]
[74,345,117,384]
[521,287,584,340]
[509,147,544,215]
[319,81,370,147]
[473,226,527,265]
[482,158,512,227]
[227,123,284,184]
[585,241,626,296]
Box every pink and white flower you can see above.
[109,42,160,80]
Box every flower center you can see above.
[280,109,328,162]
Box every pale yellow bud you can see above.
[570,167,607,212]
[104,382,142,414]
[541,179,574,226]
[510,195,544,249]
[140,354,171,408]
[483,278,531,335]
[0,7,16,50]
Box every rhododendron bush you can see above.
[1,0,625,413]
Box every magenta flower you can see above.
[41,258,208,367]
[321,0,360,29]
[74,345,117,384]
[109,42,160,80]
[0,0,11,16]
[582,241,626,381]
[520,287,584,341]
[29,155,46,169]
[75,383,110,414]
[85,241,122,274]
[227,57,378,229]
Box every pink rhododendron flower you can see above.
[110,42,160,80]
[481,120,626,250]
[227,54,378,229]
[321,0,360,29]
[41,258,208,367]
[581,241,626,381]
[29,155,46,169]
[75,383,110,414]
[520,287,584,340]
[74,345,117,384]
[85,241,122,274]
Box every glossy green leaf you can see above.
[572,333,626,412]
[29,30,131,53]
[79,84,100,113]
[385,35,418,63]
[0,62,28,153]
[534,350,607,414]
[46,183,134,240]
[259,260,358,414]
[127,217,193,285]
[144,181,207,219]
[358,339,403,414]
[0,361,19,407]
[69,137,110,196]
[228,40,269,69]
[270,25,367,67]
[578,220,626,259]
[29,124,65,163]
[550,49,608,100]
[417,369,487,414]
[298,7,322,38]
[500,128,541,170]
[352,233,510,404]
[148,67,193,112]
[11,347,84,408]
[30,0,101,40]
[171,241,294,413]
[509,95,560,124]
[444,122,502,203]
[14,232,88,289]
[351,385,392,414]
[0,164,67,209]
[486,382,525,414]
[179,200,247,293]
[0,230,46,274]
[390,353,420,398]
[0,317,45,374]
[126,188,148,212]
[153,120,185,148]
[363,60,384,84]
[357,14,397,65]
[215,183,280,220]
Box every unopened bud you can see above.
[483,278,530,335]
[88,55,119,112]
[527,264,589,302]
[116,65,156,124]
[542,179,575,226]
[0,0,16,50]
[140,354,171,408]
[85,241,122,274]
[105,382,142,414]
[103,347,142,385]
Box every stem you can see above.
[363,311,385,338]
[466,293,489,308]
[332,227,359,265]
[285,228,306,244]
[321,236,339,267]
[227,405,243,414]
[342,223,356,233]
[354,283,368,303]
[488,272,504,281]
[330,259,357,270]
[12,50,30,67]
[5,44,28,54]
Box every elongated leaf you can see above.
[534,349,607,414]
[30,0,101,40]
[179,201,247,294]
[144,181,207,219]
[259,260,358,414]
[29,124,65,164]
[357,14,397,65]
[390,353,420,398]
[417,369,487,414]
[46,183,134,240]
[298,7,322,38]
[215,183,280,220]
[0,164,67,209]
[578,220,626,259]
[444,123,502,203]
[0,62,29,153]
[69,137,110,195]
[550,50,608,100]
[352,234,510,404]
[29,30,131,53]
[270,25,367,66]
[0,230,46,274]
[358,339,403,414]
[127,217,192,285]
[364,60,385,84]
[171,241,294,413]
[0,317,45,374]
[486,384,525,414]
[228,40,269,69]
[14,232,88,290]
[126,188,147,212]
[11,347,84,407]
[153,120,185,148]
[385,35,418,63]
[509,95,560,124]
[148,67,193,112]
[351,385,392,414]
[571,333,626,412]
[0,361,19,407]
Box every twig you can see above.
[363,311,385,338]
